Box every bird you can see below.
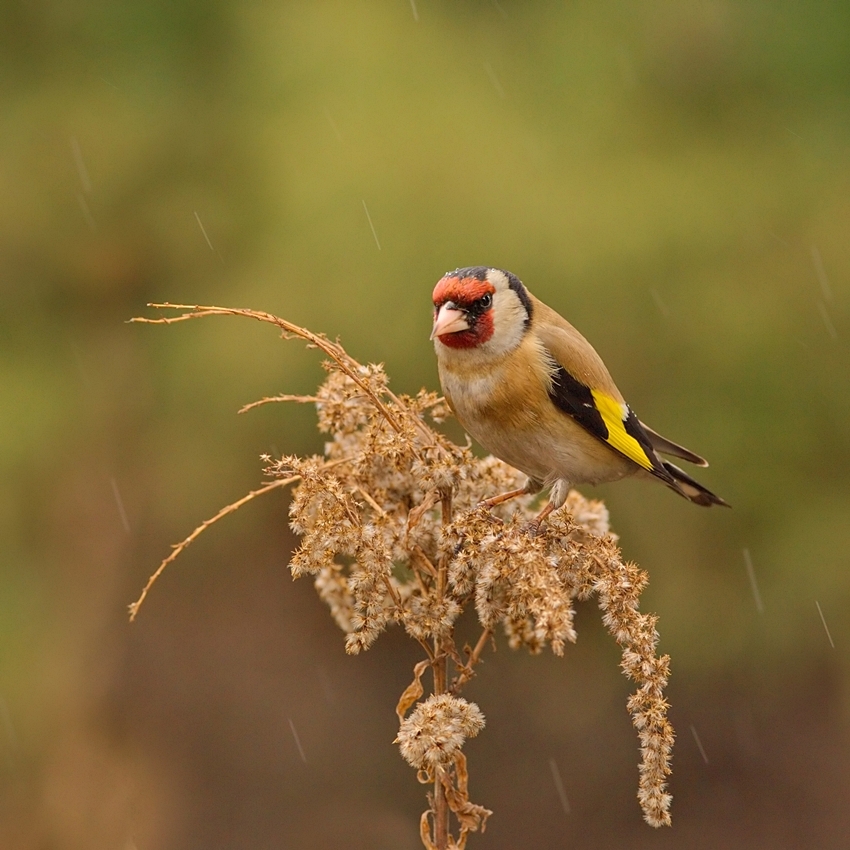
[430,266,728,528]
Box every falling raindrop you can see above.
[815,601,835,649]
[362,200,382,251]
[111,477,131,533]
[548,757,571,815]
[811,246,833,302]
[689,724,709,764]
[743,548,763,614]
[288,717,307,763]
[483,62,505,99]
[194,211,215,252]
[70,136,93,194]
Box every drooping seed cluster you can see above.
[131,305,675,835]
[397,694,486,770]
[272,362,674,828]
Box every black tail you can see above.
[663,461,730,507]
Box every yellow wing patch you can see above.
[590,390,655,472]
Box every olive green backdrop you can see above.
[2,1,849,848]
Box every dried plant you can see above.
[130,304,675,846]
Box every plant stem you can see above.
[433,651,449,850]
[431,487,453,850]
[437,487,452,598]
[451,627,492,694]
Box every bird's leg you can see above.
[479,486,529,509]
[523,479,569,535]
[523,501,556,535]
[479,478,542,509]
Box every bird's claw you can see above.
[475,502,504,526]
[519,519,544,536]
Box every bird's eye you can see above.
[479,294,492,309]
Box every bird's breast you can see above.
[437,341,635,486]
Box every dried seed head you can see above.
[397,695,485,769]
[272,363,674,825]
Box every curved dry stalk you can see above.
[128,476,298,621]
[131,304,406,434]
[239,394,318,414]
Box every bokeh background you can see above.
[2,1,849,847]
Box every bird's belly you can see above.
[446,374,635,487]
[470,416,633,486]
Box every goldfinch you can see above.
[431,266,727,525]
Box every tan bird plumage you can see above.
[431,267,727,527]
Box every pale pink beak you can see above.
[430,302,470,339]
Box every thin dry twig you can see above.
[451,628,492,694]
[128,476,296,621]
[132,304,406,434]
[239,394,318,414]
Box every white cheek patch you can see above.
[485,268,511,291]
[480,290,527,357]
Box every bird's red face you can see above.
[431,273,496,349]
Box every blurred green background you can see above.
[2,1,849,847]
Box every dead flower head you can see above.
[397,694,486,770]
